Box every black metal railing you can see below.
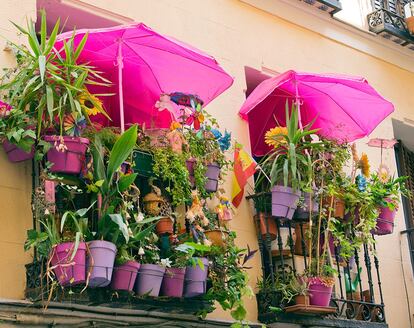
[367,0,414,50]
[299,0,342,14]
[247,192,386,324]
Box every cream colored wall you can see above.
[2,0,414,326]
[0,0,36,299]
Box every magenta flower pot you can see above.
[374,206,397,235]
[184,257,209,298]
[135,264,166,296]
[110,261,141,291]
[2,141,34,163]
[161,267,186,297]
[309,280,333,307]
[271,185,301,219]
[87,240,117,288]
[50,242,86,286]
[44,136,89,174]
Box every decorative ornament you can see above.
[64,112,86,137]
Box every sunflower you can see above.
[359,153,370,177]
[78,91,104,116]
[265,126,288,148]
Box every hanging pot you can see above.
[205,229,229,247]
[187,160,220,193]
[135,264,166,296]
[44,136,89,174]
[294,192,319,220]
[160,267,186,297]
[87,240,117,287]
[374,203,397,235]
[258,212,277,241]
[156,217,174,235]
[110,260,141,291]
[271,185,300,219]
[323,196,345,219]
[50,242,86,286]
[2,141,34,163]
[184,257,209,298]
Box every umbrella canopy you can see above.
[239,70,394,156]
[56,23,233,130]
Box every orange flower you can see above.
[359,153,370,177]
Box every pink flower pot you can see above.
[161,267,186,297]
[87,240,117,288]
[44,136,89,174]
[374,206,397,235]
[184,257,209,298]
[309,280,333,307]
[271,185,301,219]
[135,264,166,296]
[50,242,86,286]
[110,261,141,291]
[2,141,34,162]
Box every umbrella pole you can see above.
[117,41,125,133]
[295,79,303,130]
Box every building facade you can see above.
[1,0,414,327]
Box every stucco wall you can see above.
[2,0,414,327]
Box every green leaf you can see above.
[109,214,129,243]
[107,125,137,182]
[69,232,81,261]
[231,304,247,321]
[118,173,137,193]
[45,85,54,120]
[74,32,89,60]
[38,56,46,83]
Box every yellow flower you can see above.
[170,121,182,131]
[265,126,288,148]
[359,153,370,177]
[78,91,104,116]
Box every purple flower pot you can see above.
[186,160,220,193]
[161,267,186,297]
[2,141,34,163]
[87,240,117,288]
[271,185,301,219]
[309,281,333,307]
[110,261,141,291]
[44,136,89,174]
[50,242,86,286]
[184,257,209,298]
[295,191,319,220]
[374,206,397,235]
[135,264,166,296]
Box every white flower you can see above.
[44,208,50,215]
[138,247,145,256]
[160,258,172,268]
[136,212,144,222]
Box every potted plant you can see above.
[307,263,336,307]
[203,208,229,247]
[256,277,284,315]
[2,12,110,174]
[259,103,318,219]
[0,103,36,162]
[183,242,211,298]
[292,275,309,306]
[86,126,138,287]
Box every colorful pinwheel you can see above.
[64,112,86,137]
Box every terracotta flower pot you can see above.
[156,217,174,235]
[323,196,345,219]
[258,212,277,241]
[295,294,310,306]
[205,229,229,247]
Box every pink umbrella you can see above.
[239,70,394,156]
[56,23,233,131]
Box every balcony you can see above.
[367,0,414,51]
[299,0,342,14]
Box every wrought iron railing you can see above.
[367,0,414,50]
[299,0,342,14]
[247,192,386,324]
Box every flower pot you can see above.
[50,242,86,286]
[156,217,174,235]
[2,141,34,162]
[309,280,333,307]
[132,150,153,177]
[44,136,89,174]
[295,294,310,306]
[271,227,296,256]
[258,213,277,241]
[184,257,209,298]
[271,185,300,219]
[135,264,166,296]
[110,261,141,291]
[374,205,397,235]
[87,240,117,287]
[294,192,319,220]
[205,163,220,192]
[205,229,229,247]
[323,196,345,219]
[160,267,186,297]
